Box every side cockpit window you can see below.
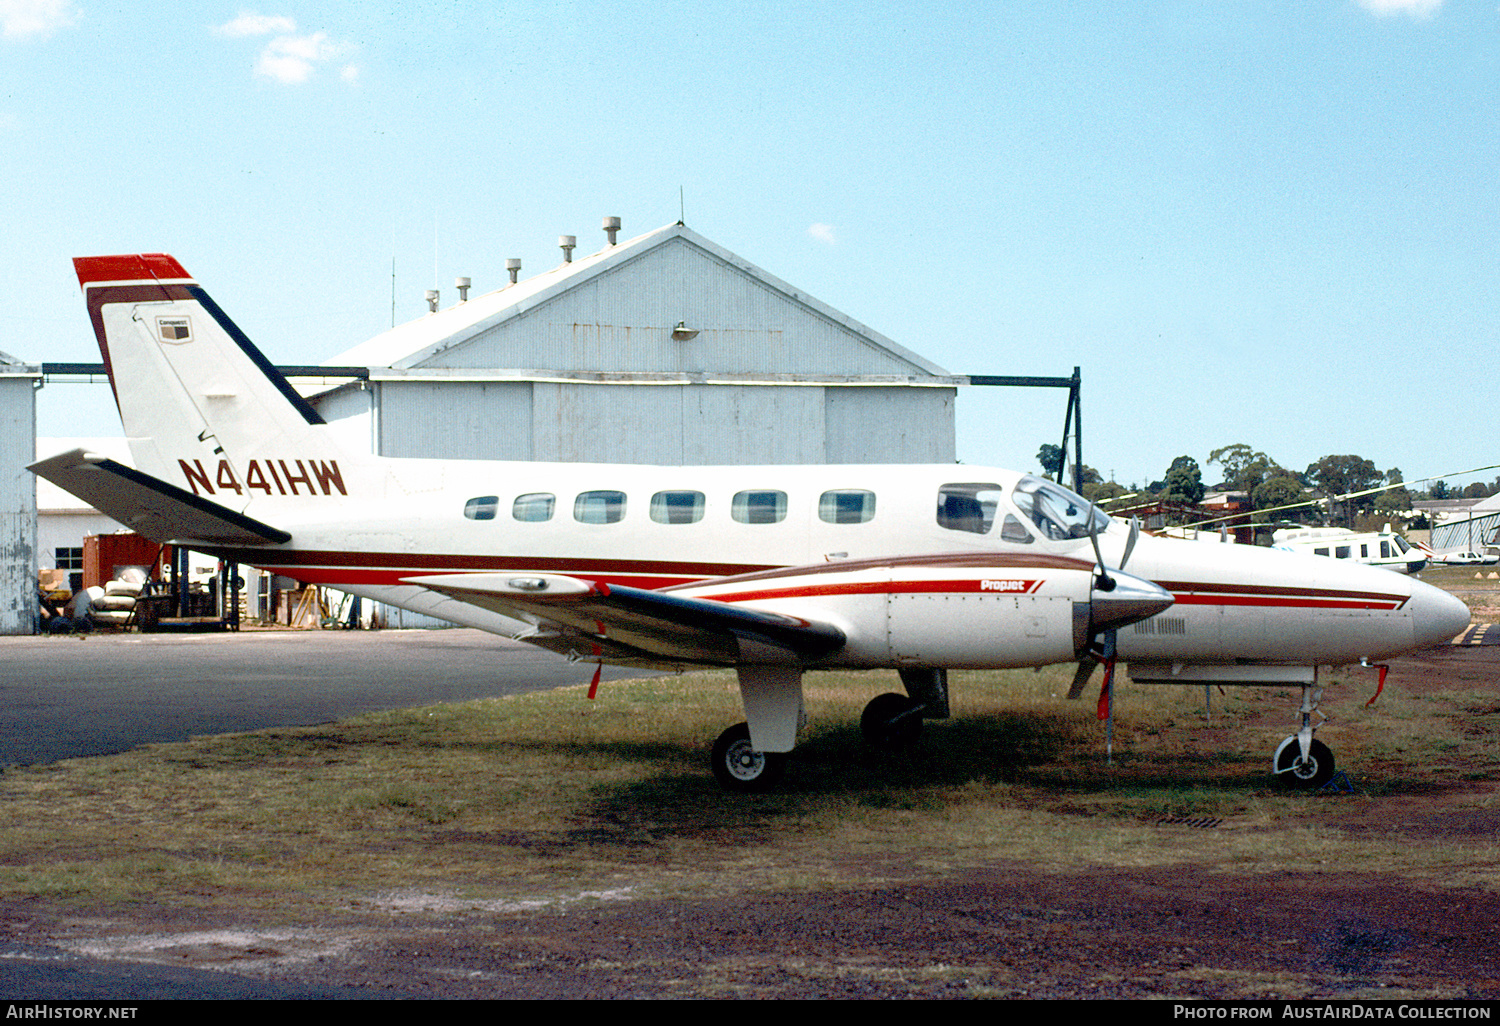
[1000,514,1034,544]
[464,496,499,521]
[936,483,1001,534]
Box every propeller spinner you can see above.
[1069,513,1160,699]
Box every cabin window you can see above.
[512,493,555,522]
[1381,541,1392,559]
[464,496,499,521]
[1336,545,1351,559]
[819,489,876,525]
[574,490,627,525]
[1314,547,1329,556]
[936,483,1001,534]
[651,490,705,524]
[732,490,787,524]
[1361,544,1369,558]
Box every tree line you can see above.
[1036,441,1499,528]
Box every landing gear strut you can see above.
[1272,683,1336,789]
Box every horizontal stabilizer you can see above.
[30,449,291,546]
[404,572,847,665]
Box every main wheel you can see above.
[1273,736,1336,790]
[861,692,923,748]
[710,723,787,792]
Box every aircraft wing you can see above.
[403,572,846,666]
[29,449,291,546]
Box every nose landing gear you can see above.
[1272,683,1336,789]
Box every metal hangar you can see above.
[309,220,963,466]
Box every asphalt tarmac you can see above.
[0,627,660,767]
[0,626,669,999]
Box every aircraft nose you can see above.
[1091,571,1174,635]
[1408,579,1471,649]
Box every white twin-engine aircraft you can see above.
[31,255,1471,792]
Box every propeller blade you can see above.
[1067,657,1097,699]
[1120,516,1140,570]
[1086,501,1115,591]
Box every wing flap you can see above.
[404,572,846,666]
[30,449,291,546]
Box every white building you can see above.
[1,352,40,633]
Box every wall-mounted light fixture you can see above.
[671,321,700,341]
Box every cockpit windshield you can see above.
[1010,475,1110,541]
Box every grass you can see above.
[1,658,1496,915]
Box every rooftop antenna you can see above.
[679,186,685,226]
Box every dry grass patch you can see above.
[0,660,1493,914]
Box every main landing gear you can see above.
[1272,683,1336,790]
[707,668,949,791]
[860,692,924,748]
[710,723,787,792]
[860,668,947,749]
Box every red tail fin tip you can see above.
[73,254,193,289]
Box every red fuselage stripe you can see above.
[233,549,1410,612]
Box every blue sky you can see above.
[3,0,1495,491]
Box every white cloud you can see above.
[213,11,296,38]
[1355,0,1443,18]
[807,223,838,245]
[256,31,336,83]
[1,0,80,41]
[212,13,358,85]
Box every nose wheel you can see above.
[1272,682,1336,789]
[1273,736,1336,789]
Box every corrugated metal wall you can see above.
[1433,512,1500,553]
[378,381,533,461]
[362,381,955,465]
[824,387,956,464]
[0,374,38,634]
[420,237,935,378]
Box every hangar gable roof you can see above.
[325,224,950,379]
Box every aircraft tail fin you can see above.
[73,254,365,507]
